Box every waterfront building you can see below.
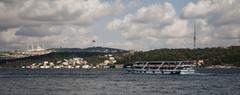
[114,64,124,68]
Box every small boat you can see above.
[127,61,196,75]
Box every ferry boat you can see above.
[127,61,196,75]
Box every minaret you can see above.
[31,44,34,51]
[238,33,240,46]
[27,46,29,51]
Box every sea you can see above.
[0,68,240,95]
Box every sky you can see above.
[0,0,239,51]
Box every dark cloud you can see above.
[16,26,60,37]
[0,0,123,30]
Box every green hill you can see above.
[118,46,240,67]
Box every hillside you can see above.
[0,52,107,68]
[0,47,127,68]
[118,46,240,67]
[0,46,239,68]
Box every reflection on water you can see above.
[0,69,240,95]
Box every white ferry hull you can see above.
[180,69,195,75]
[128,69,195,75]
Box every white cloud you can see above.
[0,25,97,50]
[132,3,175,24]
[108,3,192,50]
[1,0,239,50]
[0,0,124,29]
[182,0,240,47]
[0,0,124,50]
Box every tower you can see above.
[92,40,96,47]
[193,24,196,49]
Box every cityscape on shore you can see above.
[21,54,123,69]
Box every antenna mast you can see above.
[194,24,196,49]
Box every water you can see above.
[0,68,240,95]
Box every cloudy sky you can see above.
[0,0,239,51]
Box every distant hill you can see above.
[118,46,240,67]
[0,47,128,68]
[0,52,107,68]
[2,46,239,68]
[51,46,127,53]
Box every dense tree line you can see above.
[118,46,240,67]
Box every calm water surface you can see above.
[0,68,240,95]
